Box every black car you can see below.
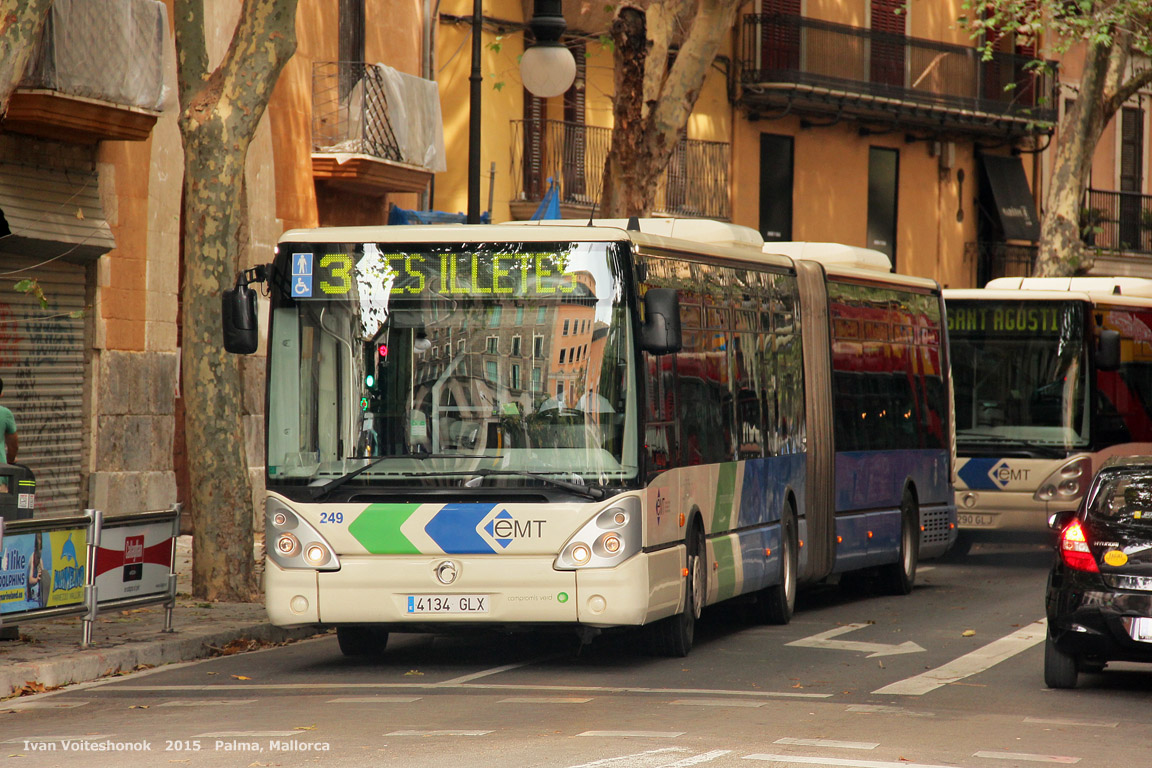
[1045,455,1152,688]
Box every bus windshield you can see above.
[948,299,1088,450]
[266,240,639,492]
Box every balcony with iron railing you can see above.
[1,0,166,143]
[738,13,1057,139]
[311,61,444,195]
[510,119,730,220]
[1082,189,1152,256]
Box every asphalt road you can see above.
[4,537,1152,768]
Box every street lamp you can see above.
[467,0,576,223]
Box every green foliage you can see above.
[13,279,46,309]
[958,0,1152,58]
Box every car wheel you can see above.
[1043,634,1078,689]
[754,506,796,625]
[879,491,919,595]
[337,626,389,657]
[654,521,704,657]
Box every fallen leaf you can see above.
[76,207,85,220]
[962,629,976,637]
[231,675,251,680]
[294,725,316,731]
[129,705,149,709]
[404,669,424,676]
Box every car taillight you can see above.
[1059,520,1099,573]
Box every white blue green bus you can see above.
[222,220,956,657]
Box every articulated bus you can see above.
[946,277,1152,544]
[222,220,956,657]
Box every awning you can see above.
[977,153,1040,242]
[0,163,115,262]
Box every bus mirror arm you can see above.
[1097,329,1120,371]
[640,288,682,355]
[221,264,270,355]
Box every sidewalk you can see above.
[0,536,322,700]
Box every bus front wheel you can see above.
[337,626,390,658]
[654,521,705,657]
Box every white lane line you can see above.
[872,618,1046,695]
[1,735,114,745]
[567,747,689,768]
[326,696,422,703]
[0,700,89,711]
[664,751,733,766]
[670,698,765,708]
[157,699,258,707]
[387,729,493,736]
[774,738,879,750]
[846,704,934,717]
[579,731,685,739]
[973,751,1080,764]
[1023,716,1117,728]
[438,658,548,685]
[106,682,830,698]
[194,730,301,738]
[744,755,972,768]
[499,696,593,703]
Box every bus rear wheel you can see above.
[754,508,796,625]
[337,626,390,657]
[654,521,705,657]
[880,491,919,595]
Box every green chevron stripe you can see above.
[713,462,737,532]
[348,503,422,554]
[712,535,738,601]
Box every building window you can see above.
[532,367,541,391]
[536,306,547,324]
[486,336,498,354]
[511,364,521,389]
[511,336,522,356]
[516,306,524,324]
[488,306,502,327]
[563,319,570,335]
[557,382,565,401]
[458,340,466,354]
[486,360,498,382]
[559,348,567,364]
[534,336,544,358]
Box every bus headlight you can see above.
[1034,457,1091,504]
[555,497,641,570]
[266,498,340,571]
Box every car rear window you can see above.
[1089,472,1152,526]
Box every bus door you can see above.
[795,260,835,581]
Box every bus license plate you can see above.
[407,595,488,614]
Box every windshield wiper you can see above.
[464,469,606,500]
[307,453,467,500]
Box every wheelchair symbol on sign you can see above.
[292,253,313,297]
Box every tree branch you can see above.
[174,0,209,111]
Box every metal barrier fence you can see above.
[0,505,180,646]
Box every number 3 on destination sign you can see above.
[320,254,352,295]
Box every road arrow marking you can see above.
[786,623,926,658]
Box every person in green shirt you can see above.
[0,377,17,465]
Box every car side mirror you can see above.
[1097,329,1120,371]
[640,288,682,355]
[222,284,259,354]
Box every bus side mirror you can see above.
[640,288,682,354]
[1097,329,1120,371]
[222,284,259,354]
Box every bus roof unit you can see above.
[984,276,1152,297]
[763,242,893,272]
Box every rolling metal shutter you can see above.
[0,256,87,516]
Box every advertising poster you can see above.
[93,522,174,601]
[0,527,87,614]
